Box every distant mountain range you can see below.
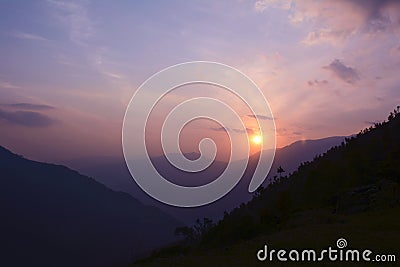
[67,136,346,224]
[0,146,181,267]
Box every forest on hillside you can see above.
[134,107,400,266]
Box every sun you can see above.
[252,134,263,145]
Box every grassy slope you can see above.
[134,207,399,266]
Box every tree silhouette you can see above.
[175,217,215,244]
[277,166,285,179]
[169,107,400,256]
[174,226,195,242]
[273,175,278,184]
[254,185,264,198]
[194,217,214,237]
[388,111,394,121]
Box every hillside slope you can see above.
[134,107,400,266]
[0,147,181,267]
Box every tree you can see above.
[193,217,214,236]
[175,217,215,244]
[174,226,195,242]
[277,166,285,179]
[254,185,264,198]
[388,111,394,121]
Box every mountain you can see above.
[133,108,400,266]
[270,136,347,174]
[66,136,346,224]
[0,146,181,267]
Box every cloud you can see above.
[2,103,55,110]
[302,28,353,46]
[47,0,93,45]
[323,59,359,84]
[255,0,400,45]
[275,127,288,136]
[307,79,328,87]
[351,0,400,32]
[246,128,255,135]
[46,1,125,83]
[211,127,227,132]
[101,71,123,80]
[0,109,55,127]
[13,32,47,41]
[254,0,291,12]
[211,127,255,134]
[247,114,275,120]
[0,81,20,89]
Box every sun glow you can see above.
[252,134,262,145]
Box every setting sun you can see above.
[252,134,263,145]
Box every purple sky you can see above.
[0,0,399,163]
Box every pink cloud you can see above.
[256,0,400,45]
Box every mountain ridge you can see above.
[0,145,181,267]
[66,136,346,224]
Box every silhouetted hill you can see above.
[271,136,347,175]
[67,137,345,224]
[0,147,181,267]
[133,107,400,266]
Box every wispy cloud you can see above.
[101,71,123,80]
[275,128,288,136]
[323,59,359,84]
[13,32,48,41]
[255,0,400,45]
[211,127,255,135]
[46,0,93,45]
[247,114,274,120]
[0,81,20,89]
[307,79,328,87]
[0,109,55,127]
[302,29,352,46]
[1,103,55,110]
[254,0,291,12]
[46,1,126,83]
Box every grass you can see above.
[132,207,400,267]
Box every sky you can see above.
[0,0,400,163]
